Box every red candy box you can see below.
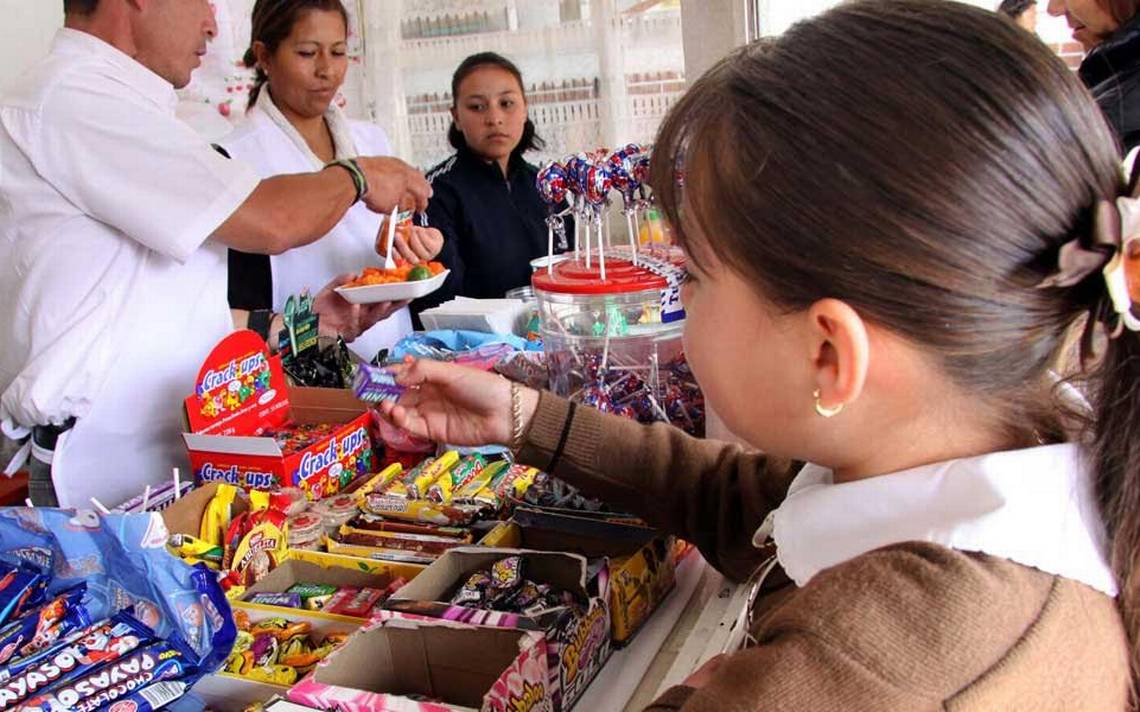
[182,331,377,499]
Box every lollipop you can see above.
[537,161,571,270]
[536,161,568,206]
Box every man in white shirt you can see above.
[0,0,431,507]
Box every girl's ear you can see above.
[806,298,870,412]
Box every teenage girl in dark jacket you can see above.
[1048,0,1140,151]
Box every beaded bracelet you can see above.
[325,158,369,203]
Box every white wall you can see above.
[0,1,62,91]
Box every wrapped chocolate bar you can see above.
[21,638,198,712]
[0,585,89,667]
[0,612,154,709]
[0,562,47,629]
[426,454,487,504]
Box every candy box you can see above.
[191,604,360,711]
[287,611,552,712]
[182,331,376,499]
[285,548,429,578]
[384,548,611,712]
[480,508,676,646]
[240,560,418,621]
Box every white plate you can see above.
[334,269,450,304]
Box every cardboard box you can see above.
[239,559,419,620]
[288,612,552,712]
[385,548,611,712]
[481,508,676,645]
[182,330,375,499]
[192,600,362,711]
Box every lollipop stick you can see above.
[141,485,152,512]
[90,497,111,515]
[585,220,592,270]
[626,212,639,266]
[574,215,581,263]
[547,222,555,276]
[173,467,182,499]
[598,216,607,281]
[24,498,33,508]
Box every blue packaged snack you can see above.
[0,561,47,628]
[21,638,198,712]
[0,508,236,686]
[0,584,88,667]
[0,611,154,709]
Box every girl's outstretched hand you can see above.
[377,358,539,448]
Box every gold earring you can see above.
[813,389,843,418]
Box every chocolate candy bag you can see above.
[0,508,236,690]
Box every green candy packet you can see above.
[286,582,339,602]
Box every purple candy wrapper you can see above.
[352,364,406,404]
[247,593,303,609]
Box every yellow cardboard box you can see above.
[480,509,676,645]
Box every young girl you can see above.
[413,52,570,318]
[222,0,443,360]
[380,0,1138,707]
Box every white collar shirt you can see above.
[0,29,260,506]
[759,443,1117,596]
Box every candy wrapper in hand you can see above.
[0,508,236,685]
[352,363,406,405]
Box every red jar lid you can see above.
[531,257,668,295]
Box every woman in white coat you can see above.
[222,0,443,362]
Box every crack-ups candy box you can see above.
[182,331,375,499]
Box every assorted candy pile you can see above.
[449,556,581,617]
[548,350,705,437]
[224,611,348,686]
[260,425,343,456]
[281,336,355,389]
[521,474,614,514]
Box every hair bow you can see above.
[1038,190,1140,344]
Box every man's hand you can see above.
[357,157,431,214]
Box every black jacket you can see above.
[1080,14,1140,153]
[412,146,571,319]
